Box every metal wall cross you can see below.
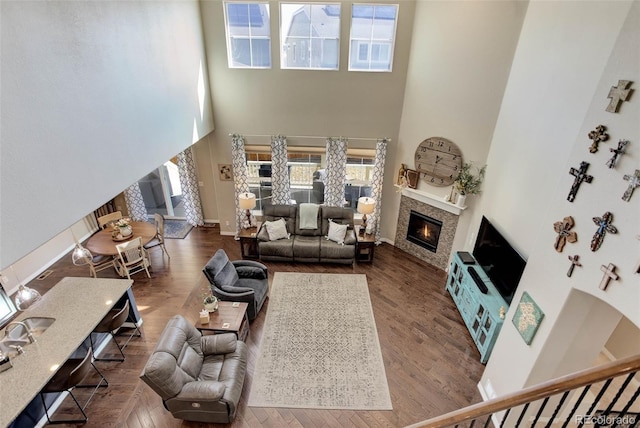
[606,140,629,169]
[588,125,609,153]
[553,216,578,252]
[591,211,617,252]
[567,161,593,202]
[567,255,582,278]
[606,80,633,113]
[622,169,640,202]
[599,263,618,290]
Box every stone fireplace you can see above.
[394,189,462,270]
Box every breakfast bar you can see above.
[0,277,135,427]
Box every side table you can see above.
[196,301,250,342]
[356,233,376,263]
[238,227,259,259]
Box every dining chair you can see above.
[89,300,141,362]
[97,211,123,229]
[72,243,117,278]
[144,213,170,259]
[115,237,151,280]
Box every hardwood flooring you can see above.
[24,225,486,427]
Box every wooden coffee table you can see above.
[196,301,249,342]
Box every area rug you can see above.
[162,219,193,239]
[248,272,393,410]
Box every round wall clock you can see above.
[414,137,463,187]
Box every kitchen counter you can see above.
[0,277,133,427]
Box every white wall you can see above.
[391,0,527,247]
[0,0,214,270]
[479,0,637,398]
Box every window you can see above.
[224,2,271,68]
[349,4,398,72]
[280,3,340,70]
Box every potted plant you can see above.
[202,289,219,312]
[112,217,132,238]
[454,162,487,207]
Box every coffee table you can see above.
[196,301,249,342]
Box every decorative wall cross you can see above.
[636,236,640,275]
[567,161,593,202]
[588,125,609,153]
[567,255,582,278]
[622,169,640,202]
[599,263,618,290]
[591,211,617,251]
[606,140,629,169]
[553,216,577,252]
[606,80,633,113]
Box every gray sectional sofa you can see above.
[257,204,356,264]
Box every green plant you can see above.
[454,162,486,195]
[201,288,217,304]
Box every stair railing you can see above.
[407,353,640,428]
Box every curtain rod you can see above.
[228,133,391,142]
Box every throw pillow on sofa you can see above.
[264,218,290,241]
[326,219,348,245]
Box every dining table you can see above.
[85,221,157,257]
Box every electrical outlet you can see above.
[198,181,204,187]
[225,221,230,227]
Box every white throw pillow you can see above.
[265,218,290,241]
[327,220,348,245]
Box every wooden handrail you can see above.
[407,353,640,428]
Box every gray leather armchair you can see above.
[203,249,269,321]
[139,315,247,424]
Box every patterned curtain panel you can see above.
[366,139,388,243]
[124,182,148,222]
[178,147,205,226]
[270,135,291,205]
[324,137,348,207]
[231,134,251,233]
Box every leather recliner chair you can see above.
[139,315,247,424]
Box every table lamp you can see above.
[357,197,375,236]
[238,192,257,229]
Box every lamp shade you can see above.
[14,284,41,310]
[239,192,257,210]
[357,197,375,215]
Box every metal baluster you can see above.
[598,372,635,428]
[579,378,613,428]
[610,383,640,428]
[515,403,530,427]
[532,397,550,426]
[562,385,591,428]
[544,391,569,428]
[500,408,512,427]
[483,415,493,428]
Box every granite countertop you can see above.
[0,277,133,427]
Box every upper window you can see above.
[349,4,398,72]
[223,2,271,68]
[280,3,341,70]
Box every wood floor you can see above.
[25,225,486,427]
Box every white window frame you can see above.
[223,1,272,69]
[348,3,398,72]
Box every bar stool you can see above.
[39,347,108,424]
[89,300,141,362]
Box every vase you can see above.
[456,194,467,208]
[120,225,133,237]
[204,298,218,312]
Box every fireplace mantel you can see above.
[401,188,465,216]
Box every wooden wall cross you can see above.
[606,80,633,113]
[591,211,617,251]
[599,263,618,290]
[588,125,609,153]
[567,255,582,277]
[622,169,640,202]
[606,140,629,169]
[567,161,593,202]
[553,216,578,252]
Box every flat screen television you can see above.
[472,216,527,305]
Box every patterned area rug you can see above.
[162,219,193,239]
[248,272,392,410]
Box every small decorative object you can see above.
[203,295,219,312]
[453,162,486,206]
[238,192,257,229]
[587,125,609,153]
[414,137,463,187]
[397,163,407,185]
[218,164,233,181]
[499,306,506,320]
[567,255,582,277]
[13,284,42,310]
[635,236,640,275]
[395,175,408,193]
[599,263,619,290]
[553,216,578,252]
[591,211,617,252]
[405,169,419,189]
[567,161,593,202]
[622,169,640,202]
[199,309,210,324]
[606,80,633,113]
[112,217,132,239]
[357,197,375,236]
[512,292,544,345]
[606,140,629,168]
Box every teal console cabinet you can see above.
[446,252,508,364]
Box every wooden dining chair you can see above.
[72,243,117,278]
[97,211,123,229]
[115,237,151,280]
[144,213,170,259]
